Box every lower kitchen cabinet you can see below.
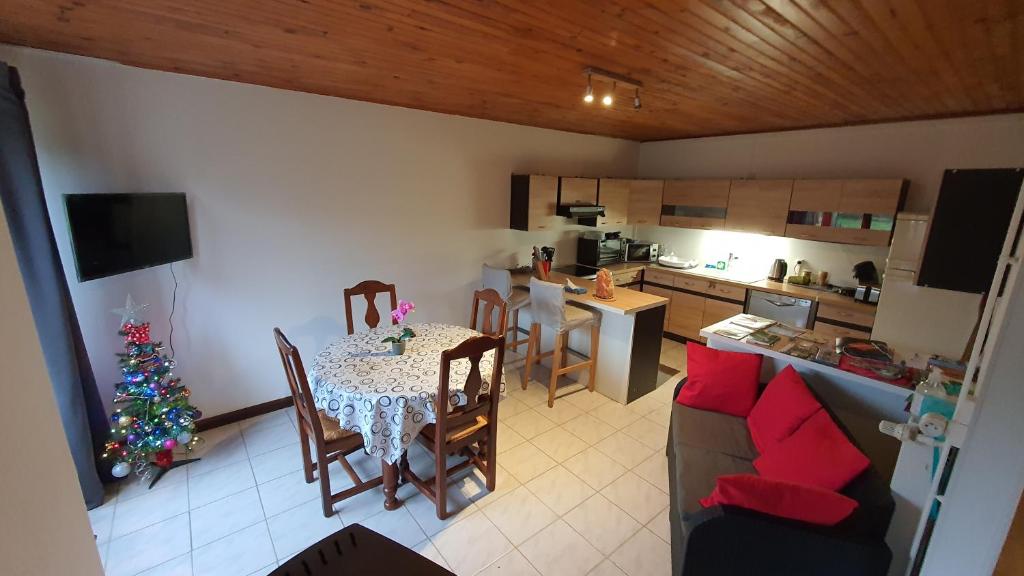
[642,284,673,330]
[669,291,705,341]
[702,298,744,328]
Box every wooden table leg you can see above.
[382,459,401,511]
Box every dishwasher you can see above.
[746,289,815,328]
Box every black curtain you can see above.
[0,62,109,508]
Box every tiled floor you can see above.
[90,368,684,576]
[659,337,687,374]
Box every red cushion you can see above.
[747,365,822,453]
[700,474,859,526]
[754,411,870,491]
[675,343,763,417]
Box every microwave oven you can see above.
[577,233,624,267]
[623,242,660,262]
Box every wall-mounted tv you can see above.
[64,193,193,281]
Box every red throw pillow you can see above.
[754,410,870,491]
[675,343,763,417]
[700,474,859,526]
[747,365,822,453]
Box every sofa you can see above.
[667,377,895,576]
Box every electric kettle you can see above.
[768,259,788,282]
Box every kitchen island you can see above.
[511,270,668,404]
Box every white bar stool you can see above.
[522,277,601,408]
[482,264,530,353]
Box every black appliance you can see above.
[552,264,600,279]
[64,193,193,281]
[577,231,623,267]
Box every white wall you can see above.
[0,193,104,575]
[0,45,639,417]
[637,114,1024,285]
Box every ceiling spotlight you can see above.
[602,82,615,107]
[583,75,594,103]
[634,87,641,110]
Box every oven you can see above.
[622,241,660,263]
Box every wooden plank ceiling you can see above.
[1,1,1021,141]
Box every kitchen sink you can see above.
[657,255,698,269]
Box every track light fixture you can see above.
[581,67,642,111]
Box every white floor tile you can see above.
[524,465,595,515]
[563,447,628,491]
[117,465,189,502]
[112,479,189,539]
[238,409,293,436]
[190,458,256,509]
[243,421,300,458]
[88,501,115,545]
[561,413,617,445]
[431,511,514,576]
[632,452,670,494]
[647,506,671,544]
[266,498,343,560]
[530,426,589,462]
[359,506,428,548]
[106,513,191,576]
[509,381,553,408]
[450,462,520,505]
[609,528,672,576]
[504,409,558,439]
[250,442,304,484]
[190,486,266,548]
[594,431,656,469]
[137,552,191,576]
[478,550,542,576]
[590,403,643,429]
[518,519,602,576]
[405,482,477,537]
[645,405,673,427]
[497,423,528,454]
[500,442,558,484]
[188,425,249,477]
[563,391,611,412]
[246,564,278,576]
[536,399,584,424]
[600,472,669,524]
[257,469,321,517]
[563,493,642,555]
[412,539,451,571]
[499,396,531,418]
[620,418,668,451]
[192,522,277,576]
[588,559,627,576]
[481,485,558,545]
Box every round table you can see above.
[309,322,502,509]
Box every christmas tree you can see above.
[103,296,201,482]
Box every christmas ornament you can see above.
[111,462,131,478]
[118,415,132,427]
[176,432,192,445]
[111,294,149,325]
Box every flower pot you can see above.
[391,341,407,356]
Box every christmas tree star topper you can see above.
[111,294,149,325]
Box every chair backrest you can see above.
[481,264,513,300]
[470,289,508,338]
[434,335,505,445]
[528,276,567,329]
[273,328,325,442]
[344,280,398,335]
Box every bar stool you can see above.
[482,264,531,353]
[522,277,601,408]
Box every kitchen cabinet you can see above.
[786,179,906,246]
[597,179,630,227]
[510,174,558,232]
[661,179,730,230]
[642,284,673,330]
[840,179,903,214]
[611,268,642,286]
[560,177,598,206]
[725,179,793,236]
[645,269,749,341]
[627,180,664,225]
[669,291,706,341]
[702,298,744,329]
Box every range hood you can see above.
[556,204,606,226]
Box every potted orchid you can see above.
[382,300,416,355]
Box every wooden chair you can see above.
[482,264,530,352]
[274,328,383,517]
[343,280,398,335]
[401,335,505,520]
[522,277,601,408]
[470,288,508,338]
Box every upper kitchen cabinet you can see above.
[510,174,558,232]
[725,179,793,236]
[559,177,599,206]
[627,180,664,225]
[786,178,906,246]
[597,178,630,227]
[661,179,730,230]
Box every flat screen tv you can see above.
[64,193,193,281]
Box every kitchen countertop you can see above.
[647,263,877,315]
[511,270,668,315]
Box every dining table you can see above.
[309,322,503,510]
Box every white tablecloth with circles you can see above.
[310,323,502,464]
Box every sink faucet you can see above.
[726,252,740,270]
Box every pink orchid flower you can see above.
[398,300,415,315]
[391,309,405,323]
